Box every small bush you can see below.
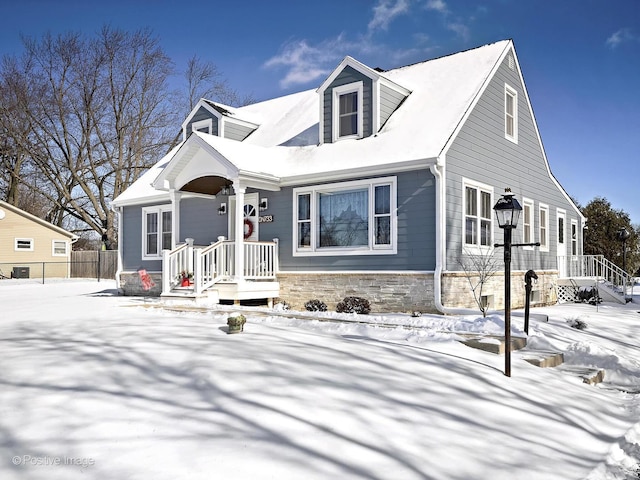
[305,299,327,312]
[567,318,588,330]
[336,296,371,314]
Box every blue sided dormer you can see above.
[317,56,410,145]
[181,99,259,142]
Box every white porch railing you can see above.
[162,240,278,295]
[558,255,634,298]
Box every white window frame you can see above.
[52,240,68,257]
[142,205,173,260]
[504,84,518,143]
[538,203,549,252]
[292,176,397,256]
[522,198,534,249]
[462,179,494,254]
[192,118,213,135]
[332,81,364,142]
[15,238,34,251]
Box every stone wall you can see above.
[119,271,163,296]
[441,270,558,310]
[276,272,437,313]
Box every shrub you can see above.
[305,299,327,312]
[567,318,588,330]
[336,296,370,314]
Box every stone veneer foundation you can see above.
[118,269,558,314]
[276,272,437,313]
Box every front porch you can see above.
[161,239,279,306]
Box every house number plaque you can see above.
[259,215,273,223]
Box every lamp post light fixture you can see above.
[617,227,630,273]
[493,189,522,377]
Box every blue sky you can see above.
[1,0,639,223]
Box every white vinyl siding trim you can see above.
[293,176,397,256]
[539,203,549,252]
[522,198,534,249]
[192,118,213,135]
[332,81,364,142]
[142,206,173,260]
[505,84,518,143]
[571,219,578,256]
[52,240,68,256]
[15,238,34,251]
[462,179,494,254]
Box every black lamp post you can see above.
[493,189,522,377]
[617,227,630,273]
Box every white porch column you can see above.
[169,188,181,247]
[233,185,245,282]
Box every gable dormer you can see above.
[317,56,410,145]
[181,99,260,142]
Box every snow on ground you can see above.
[0,279,638,479]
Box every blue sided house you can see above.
[112,39,632,313]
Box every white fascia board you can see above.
[110,192,171,207]
[316,56,380,94]
[279,157,436,186]
[181,99,223,129]
[237,170,281,191]
[378,76,411,97]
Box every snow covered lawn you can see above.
[0,280,638,479]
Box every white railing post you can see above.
[162,249,171,294]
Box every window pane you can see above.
[339,92,358,137]
[161,211,172,250]
[465,217,477,245]
[298,194,310,221]
[319,189,368,247]
[17,239,32,249]
[506,93,514,115]
[146,212,158,255]
[54,241,66,255]
[480,191,491,219]
[558,217,564,244]
[375,185,390,214]
[375,217,391,245]
[298,222,311,247]
[465,187,477,216]
[480,219,491,246]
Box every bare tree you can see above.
[0,27,177,247]
[459,248,501,317]
[182,54,255,113]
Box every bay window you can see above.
[294,177,396,256]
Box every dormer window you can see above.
[333,82,363,141]
[192,118,213,135]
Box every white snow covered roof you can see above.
[113,40,511,205]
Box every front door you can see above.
[229,192,259,241]
[557,210,567,277]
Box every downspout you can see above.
[111,203,123,290]
[430,157,480,316]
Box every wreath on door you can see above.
[244,218,254,239]
[243,204,256,239]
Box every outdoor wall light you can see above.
[219,185,231,196]
[259,198,268,211]
[218,203,227,215]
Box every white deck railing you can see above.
[163,240,278,295]
[558,254,634,298]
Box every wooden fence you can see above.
[71,250,118,280]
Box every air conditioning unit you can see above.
[12,266,30,279]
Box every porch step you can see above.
[161,289,219,306]
[459,335,527,355]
